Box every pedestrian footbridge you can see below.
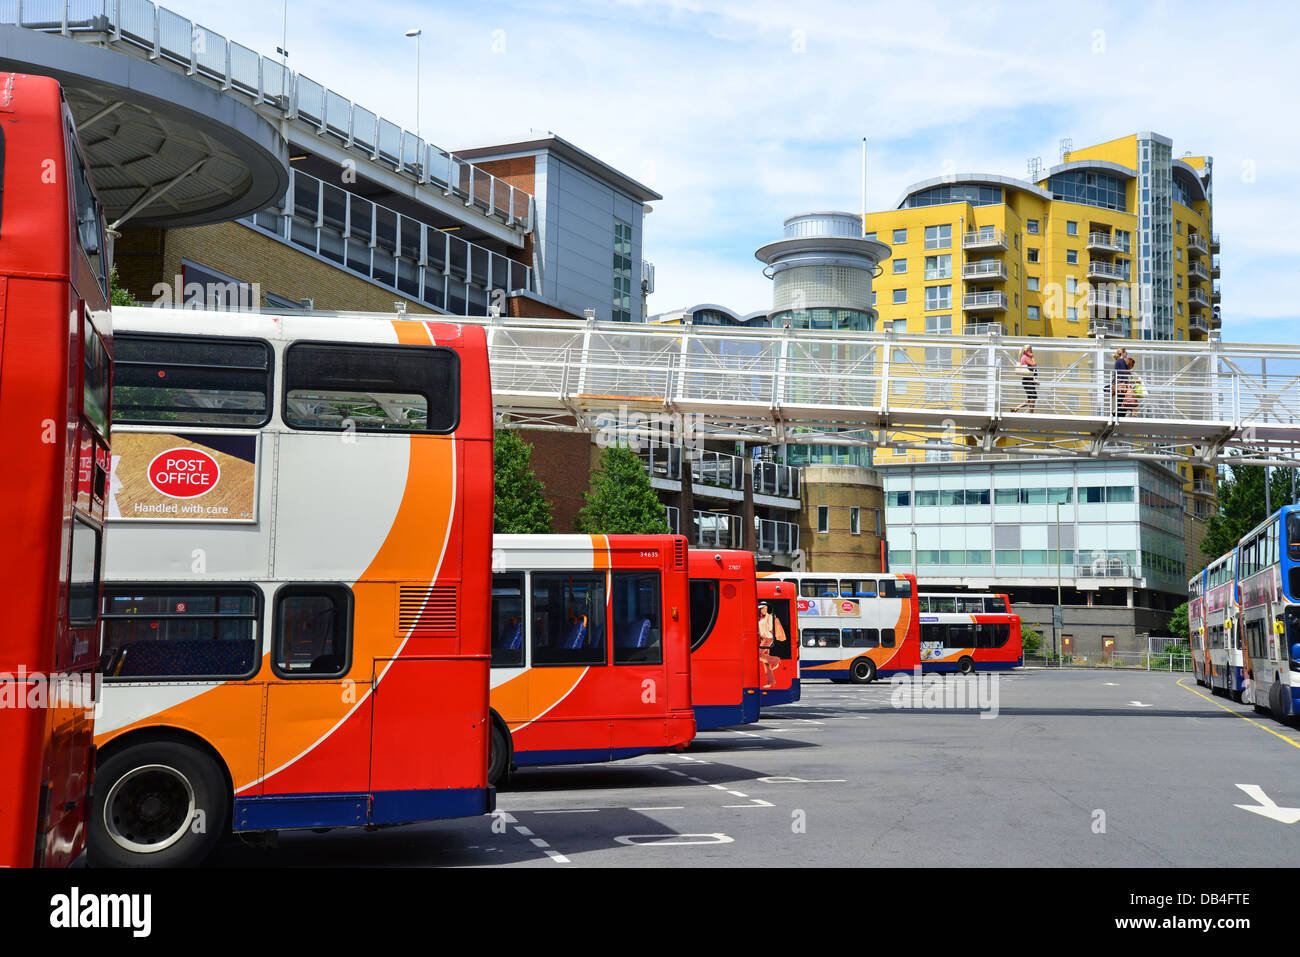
[469,318,1300,467]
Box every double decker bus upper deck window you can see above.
[284,342,458,433]
[83,324,110,436]
[114,334,272,426]
[1288,511,1300,560]
[68,126,107,295]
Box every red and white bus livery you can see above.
[688,549,761,730]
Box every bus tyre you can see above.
[957,657,976,676]
[1270,679,1287,722]
[849,658,876,684]
[88,741,228,868]
[488,716,512,788]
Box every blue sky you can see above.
[166,0,1298,341]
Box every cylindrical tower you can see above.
[754,212,892,331]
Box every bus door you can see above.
[758,580,799,706]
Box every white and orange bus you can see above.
[89,306,495,866]
[761,573,920,683]
[0,73,111,868]
[915,593,1023,674]
[488,534,695,783]
[688,549,761,730]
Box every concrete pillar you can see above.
[1127,587,1134,608]
[677,445,695,544]
[743,454,756,552]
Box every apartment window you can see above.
[893,228,907,244]
[865,231,877,240]
[1066,221,1078,236]
[1067,307,1078,321]
[893,289,907,305]
[1066,250,1078,264]
[1027,276,1040,291]
[1027,305,1040,320]
[1027,248,1039,263]
[1066,277,1077,293]
[1177,302,1183,315]
[850,507,861,535]
[925,315,952,335]
[924,254,952,279]
[1176,274,1182,288]
[817,506,830,533]
[892,319,907,333]
[875,510,882,535]
[925,285,952,310]
[872,291,877,306]
[1027,219,1040,234]
[1176,220,1182,234]
[1176,248,1183,261]
[924,224,952,250]
[893,258,908,274]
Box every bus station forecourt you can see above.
[1,71,1298,880]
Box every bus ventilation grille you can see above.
[398,585,458,636]
[674,538,687,569]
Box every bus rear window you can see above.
[100,586,260,680]
[83,325,109,436]
[688,579,719,652]
[1288,512,1300,560]
[284,342,458,433]
[114,334,271,426]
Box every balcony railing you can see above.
[1086,260,1130,282]
[1192,479,1215,495]
[962,261,1008,281]
[1212,282,1221,303]
[639,446,801,501]
[664,507,742,549]
[641,259,655,295]
[1211,256,1221,278]
[962,291,1008,312]
[1211,233,1221,252]
[1089,318,1130,338]
[962,228,1008,251]
[1087,231,1130,253]
[1188,288,1211,308]
[756,518,800,556]
[1187,233,1209,257]
[245,168,531,314]
[965,322,1005,336]
[1087,292,1131,314]
[1189,313,1210,335]
[1188,261,1210,282]
[4,0,535,229]
[1075,559,1137,579]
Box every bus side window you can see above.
[491,574,525,668]
[613,571,662,665]
[531,573,606,667]
[881,628,896,648]
[273,585,353,678]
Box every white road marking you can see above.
[677,755,710,763]
[495,812,517,824]
[757,775,845,784]
[1129,701,1153,707]
[512,823,570,863]
[727,790,747,797]
[515,826,534,836]
[1233,784,1300,824]
[536,809,601,814]
[723,798,775,809]
[544,849,571,863]
[709,784,729,790]
[530,838,550,848]
[614,833,734,846]
[630,806,685,811]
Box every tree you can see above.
[1020,625,1044,657]
[493,430,553,533]
[1201,459,1299,558]
[109,265,139,307]
[1168,602,1189,643]
[575,445,670,535]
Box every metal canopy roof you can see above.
[0,25,287,228]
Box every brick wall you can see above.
[524,429,595,532]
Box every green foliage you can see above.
[1201,460,1299,558]
[1168,602,1189,643]
[575,445,671,535]
[109,265,139,307]
[1020,624,1044,656]
[493,430,553,534]
[1149,641,1192,672]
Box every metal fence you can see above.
[1024,652,1193,672]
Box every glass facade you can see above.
[1137,136,1175,340]
[906,184,1002,208]
[1047,170,1128,212]
[881,460,1187,597]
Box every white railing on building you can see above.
[639,445,800,501]
[4,0,535,229]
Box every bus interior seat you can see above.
[616,618,651,648]
[561,616,587,649]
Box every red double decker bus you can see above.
[688,549,760,730]
[488,534,695,782]
[0,73,112,867]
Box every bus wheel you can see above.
[957,657,976,676]
[488,715,512,788]
[88,741,228,867]
[1270,679,1287,722]
[849,659,876,684]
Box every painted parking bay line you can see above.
[1176,677,1300,750]
[614,833,734,846]
[756,775,845,784]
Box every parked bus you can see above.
[1188,567,1209,688]
[688,549,760,730]
[488,534,695,784]
[1201,551,1241,699]
[89,306,495,865]
[755,578,801,704]
[0,73,112,868]
[915,593,1023,674]
[762,573,920,684]
[1234,505,1299,721]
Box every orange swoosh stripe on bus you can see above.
[493,667,590,733]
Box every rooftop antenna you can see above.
[861,136,868,236]
[1026,156,1042,182]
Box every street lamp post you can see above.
[405,29,422,141]
[1055,500,1063,664]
